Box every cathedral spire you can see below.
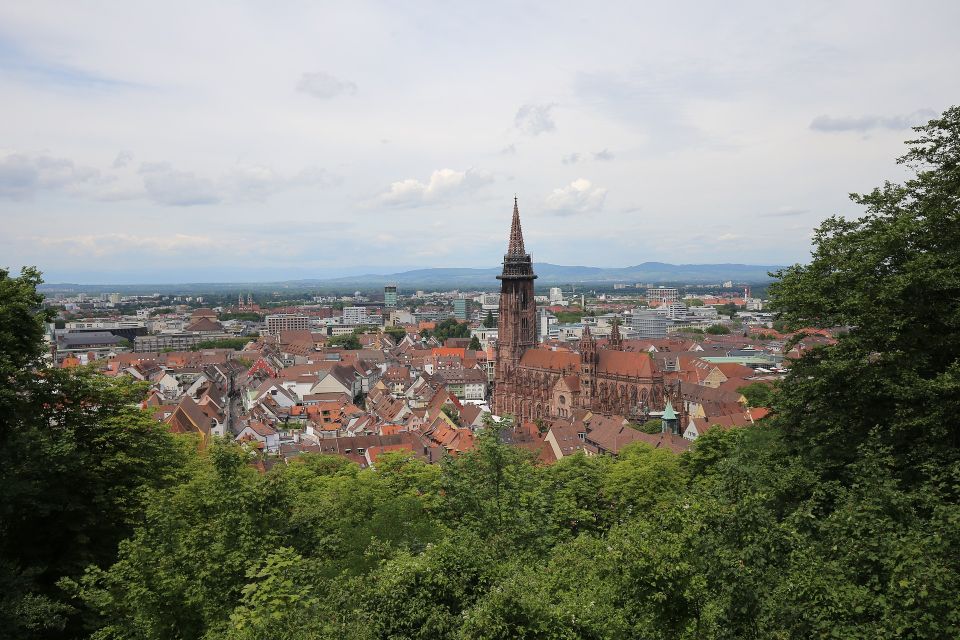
[507,196,526,256]
[609,319,623,351]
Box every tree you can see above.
[738,381,776,408]
[705,324,731,335]
[441,404,461,426]
[191,337,252,351]
[328,334,361,350]
[0,268,187,639]
[632,418,662,434]
[715,303,740,318]
[427,318,470,342]
[483,311,495,328]
[769,106,960,479]
[384,325,407,343]
[468,335,482,351]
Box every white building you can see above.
[549,287,564,303]
[342,306,370,325]
[538,308,557,340]
[660,301,689,320]
[631,309,671,339]
[647,287,679,304]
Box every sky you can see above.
[1,1,959,284]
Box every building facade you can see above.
[342,306,370,326]
[265,314,310,336]
[647,287,679,304]
[631,309,671,338]
[453,297,468,321]
[492,200,673,423]
[384,285,398,308]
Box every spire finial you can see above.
[507,197,526,255]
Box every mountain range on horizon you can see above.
[38,261,785,293]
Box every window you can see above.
[559,395,566,405]
[357,448,365,456]
[577,432,585,441]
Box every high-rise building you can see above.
[549,287,564,303]
[384,285,398,308]
[493,198,537,416]
[481,293,500,326]
[453,297,468,321]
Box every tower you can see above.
[578,325,597,406]
[609,318,623,351]
[493,198,537,416]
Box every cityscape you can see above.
[43,199,792,462]
[2,2,959,639]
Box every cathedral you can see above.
[493,199,675,423]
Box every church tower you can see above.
[578,325,597,406]
[493,198,537,416]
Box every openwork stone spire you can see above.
[498,197,536,281]
[507,196,526,255]
[609,319,623,351]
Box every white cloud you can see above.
[378,168,493,207]
[296,71,357,99]
[139,162,220,206]
[514,103,556,136]
[810,109,936,133]
[222,164,333,202]
[112,150,133,168]
[593,149,615,161]
[35,233,216,257]
[561,153,581,164]
[544,178,607,216]
[0,151,102,199]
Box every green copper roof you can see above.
[662,399,677,420]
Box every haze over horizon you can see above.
[3,1,960,282]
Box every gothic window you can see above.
[559,395,566,405]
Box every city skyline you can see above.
[3,1,960,282]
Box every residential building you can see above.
[134,332,234,351]
[265,314,310,336]
[343,306,370,326]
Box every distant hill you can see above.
[310,262,783,288]
[38,261,783,293]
